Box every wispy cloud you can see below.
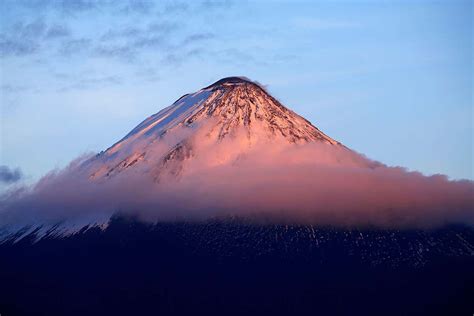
[13,0,112,15]
[56,74,123,92]
[0,37,38,57]
[0,84,31,93]
[94,44,136,61]
[120,0,156,15]
[100,27,142,41]
[0,0,258,91]
[164,1,189,13]
[181,33,215,46]
[0,19,45,57]
[1,0,238,65]
[0,19,74,57]
[0,166,23,184]
[58,38,92,56]
[56,0,99,14]
[45,24,71,39]
[200,0,233,9]
[92,21,181,61]
[11,0,228,16]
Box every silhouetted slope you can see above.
[1,218,473,316]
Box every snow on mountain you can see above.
[84,77,354,181]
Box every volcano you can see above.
[84,76,369,181]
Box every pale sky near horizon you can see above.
[0,0,472,185]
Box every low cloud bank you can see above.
[0,142,473,230]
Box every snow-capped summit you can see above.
[86,77,345,180]
[113,76,337,146]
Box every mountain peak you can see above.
[88,78,341,179]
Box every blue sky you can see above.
[0,0,472,184]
